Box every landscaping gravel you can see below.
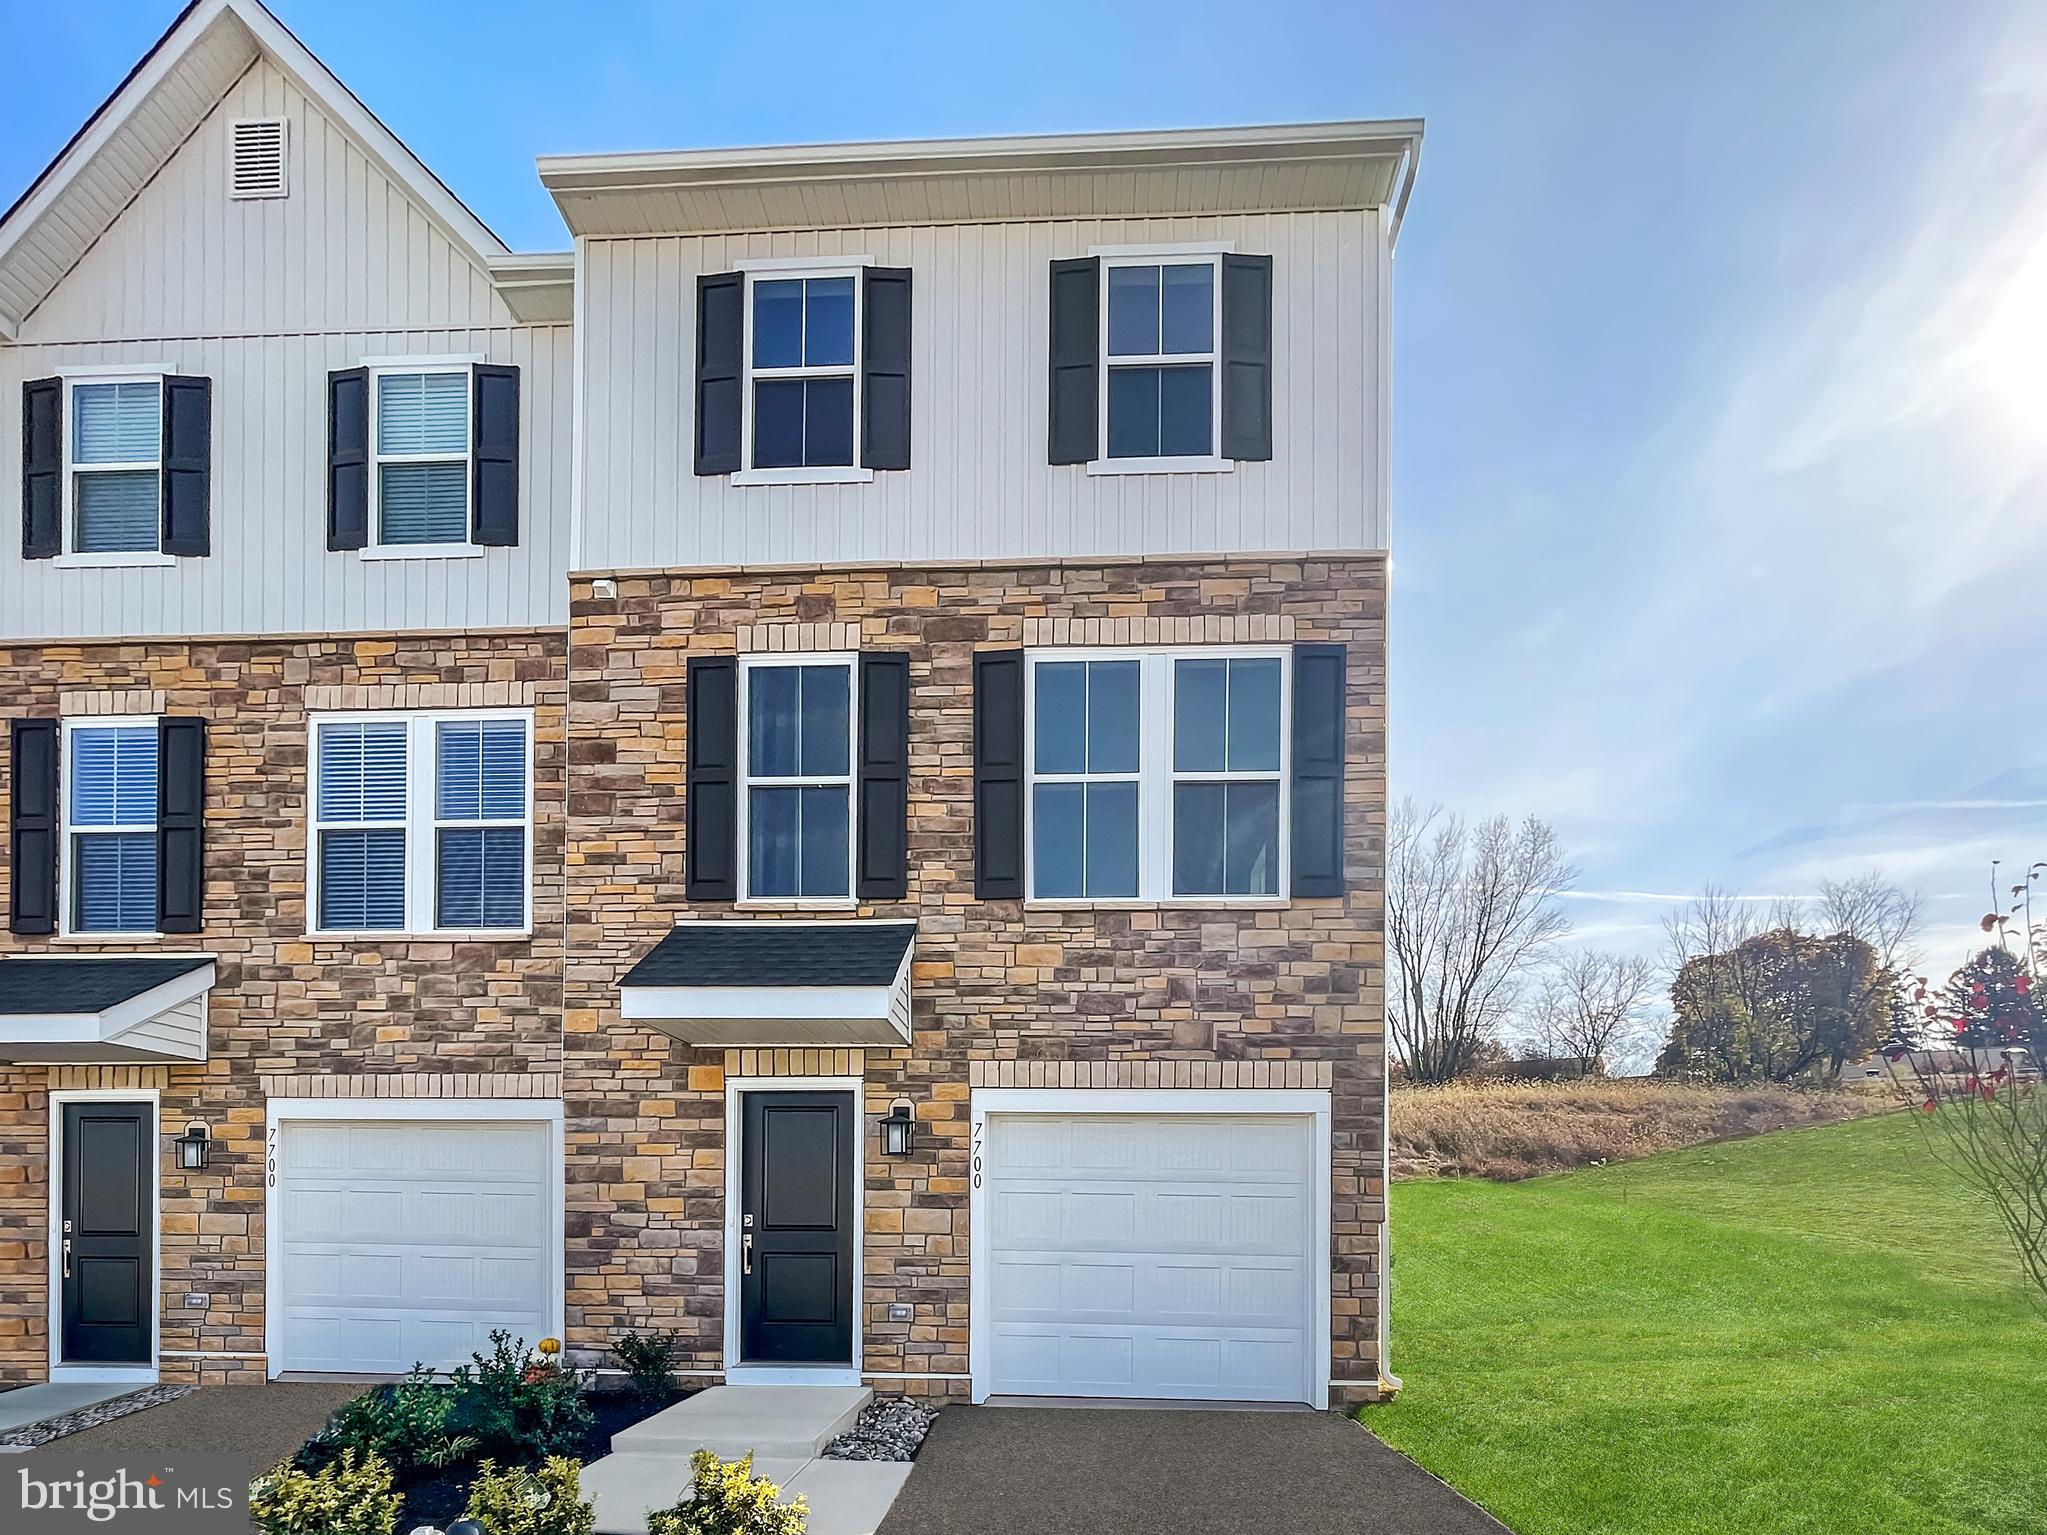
[820,1398,938,1461]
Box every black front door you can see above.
[61,1100,153,1365]
[740,1091,854,1364]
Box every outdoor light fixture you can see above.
[175,1122,211,1171]
[881,1101,916,1157]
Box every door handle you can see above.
[62,1237,71,1280]
[742,1233,753,1276]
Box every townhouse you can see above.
[0,0,1414,1409]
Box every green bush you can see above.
[448,1330,594,1463]
[302,1367,477,1475]
[646,1450,807,1535]
[250,1449,401,1535]
[463,1457,596,1535]
[611,1328,686,1402]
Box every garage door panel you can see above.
[276,1118,554,1374]
[986,1112,1316,1404]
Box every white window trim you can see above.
[1089,252,1232,477]
[58,713,163,941]
[737,653,859,908]
[1023,646,1291,906]
[306,707,535,940]
[61,372,166,558]
[365,359,474,558]
[733,267,872,487]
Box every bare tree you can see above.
[1526,949,1656,1072]
[1386,799,1576,1083]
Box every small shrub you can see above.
[449,1330,594,1463]
[250,1449,401,1535]
[647,1450,806,1535]
[303,1367,477,1474]
[612,1328,686,1402]
[464,1457,596,1535]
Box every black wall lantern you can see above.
[880,1101,916,1158]
[175,1122,211,1171]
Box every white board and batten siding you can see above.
[981,1111,1320,1404]
[576,210,1390,572]
[0,58,570,641]
[272,1117,556,1375]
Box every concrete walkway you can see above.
[582,1385,912,1535]
[0,1382,133,1436]
[877,1405,1510,1535]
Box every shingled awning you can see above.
[0,955,215,1063]
[619,921,915,1047]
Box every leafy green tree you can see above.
[1659,925,1898,1082]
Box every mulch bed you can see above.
[395,1391,680,1528]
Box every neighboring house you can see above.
[1839,1047,2040,1087]
[0,0,1416,1411]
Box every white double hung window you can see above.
[1101,255,1220,466]
[1026,648,1288,902]
[744,271,859,473]
[310,710,531,935]
[372,367,471,548]
[63,718,160,935]
[68,377,163,554]
[739,656,855,902]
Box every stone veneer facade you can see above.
[0,632,566,1384]
[562,554,1391,1404]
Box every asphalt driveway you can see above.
[877,1405,1509,1535]
[52,1382,360,1478]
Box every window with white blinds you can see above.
[372,369,471,547]
[311,710,531,935]
[65,720,160,934]
[69,378,162,554]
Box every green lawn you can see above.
[1360,1112,2047,1535]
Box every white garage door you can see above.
[984,1112,1317,1403]
[275,1119,554,1374]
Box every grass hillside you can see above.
[1361,1112,2047,1534]
[1391,1079,1889,1180]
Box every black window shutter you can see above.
[21,378,61,560]
[326,367,369,551]
[860,267,913,471]
[471,363,520,546]
[1220,254,1274,461]
[856,652,911,900]
[695,272,745,475]
[1290,642,1346,897]
[9,719,58,935]
[973,649,1027,899]
[685,655,739,901]
[160,375,212,557]
[1047,257,1100,464]
[156,717,206,934]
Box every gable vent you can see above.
[230,118,288,200]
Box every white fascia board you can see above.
[225,0,511,262]
[0,0,248,273]
[620,982,898,1023]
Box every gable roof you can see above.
[0,0,566,340]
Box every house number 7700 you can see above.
[971,1118,984,1189]
[266,1125,279,1188]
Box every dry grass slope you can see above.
[1390,1078,1893,1180]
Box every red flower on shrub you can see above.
[1923,1099,1938,1114]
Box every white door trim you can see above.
[722,1076,864,1387]
[48,1087,162,1384]
[967,1086,1333,1410]
[263,1096,566,1380]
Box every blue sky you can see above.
[4,0,2044,977]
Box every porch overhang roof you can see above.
[618,920,915,1048]
[0,956,214,1063]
